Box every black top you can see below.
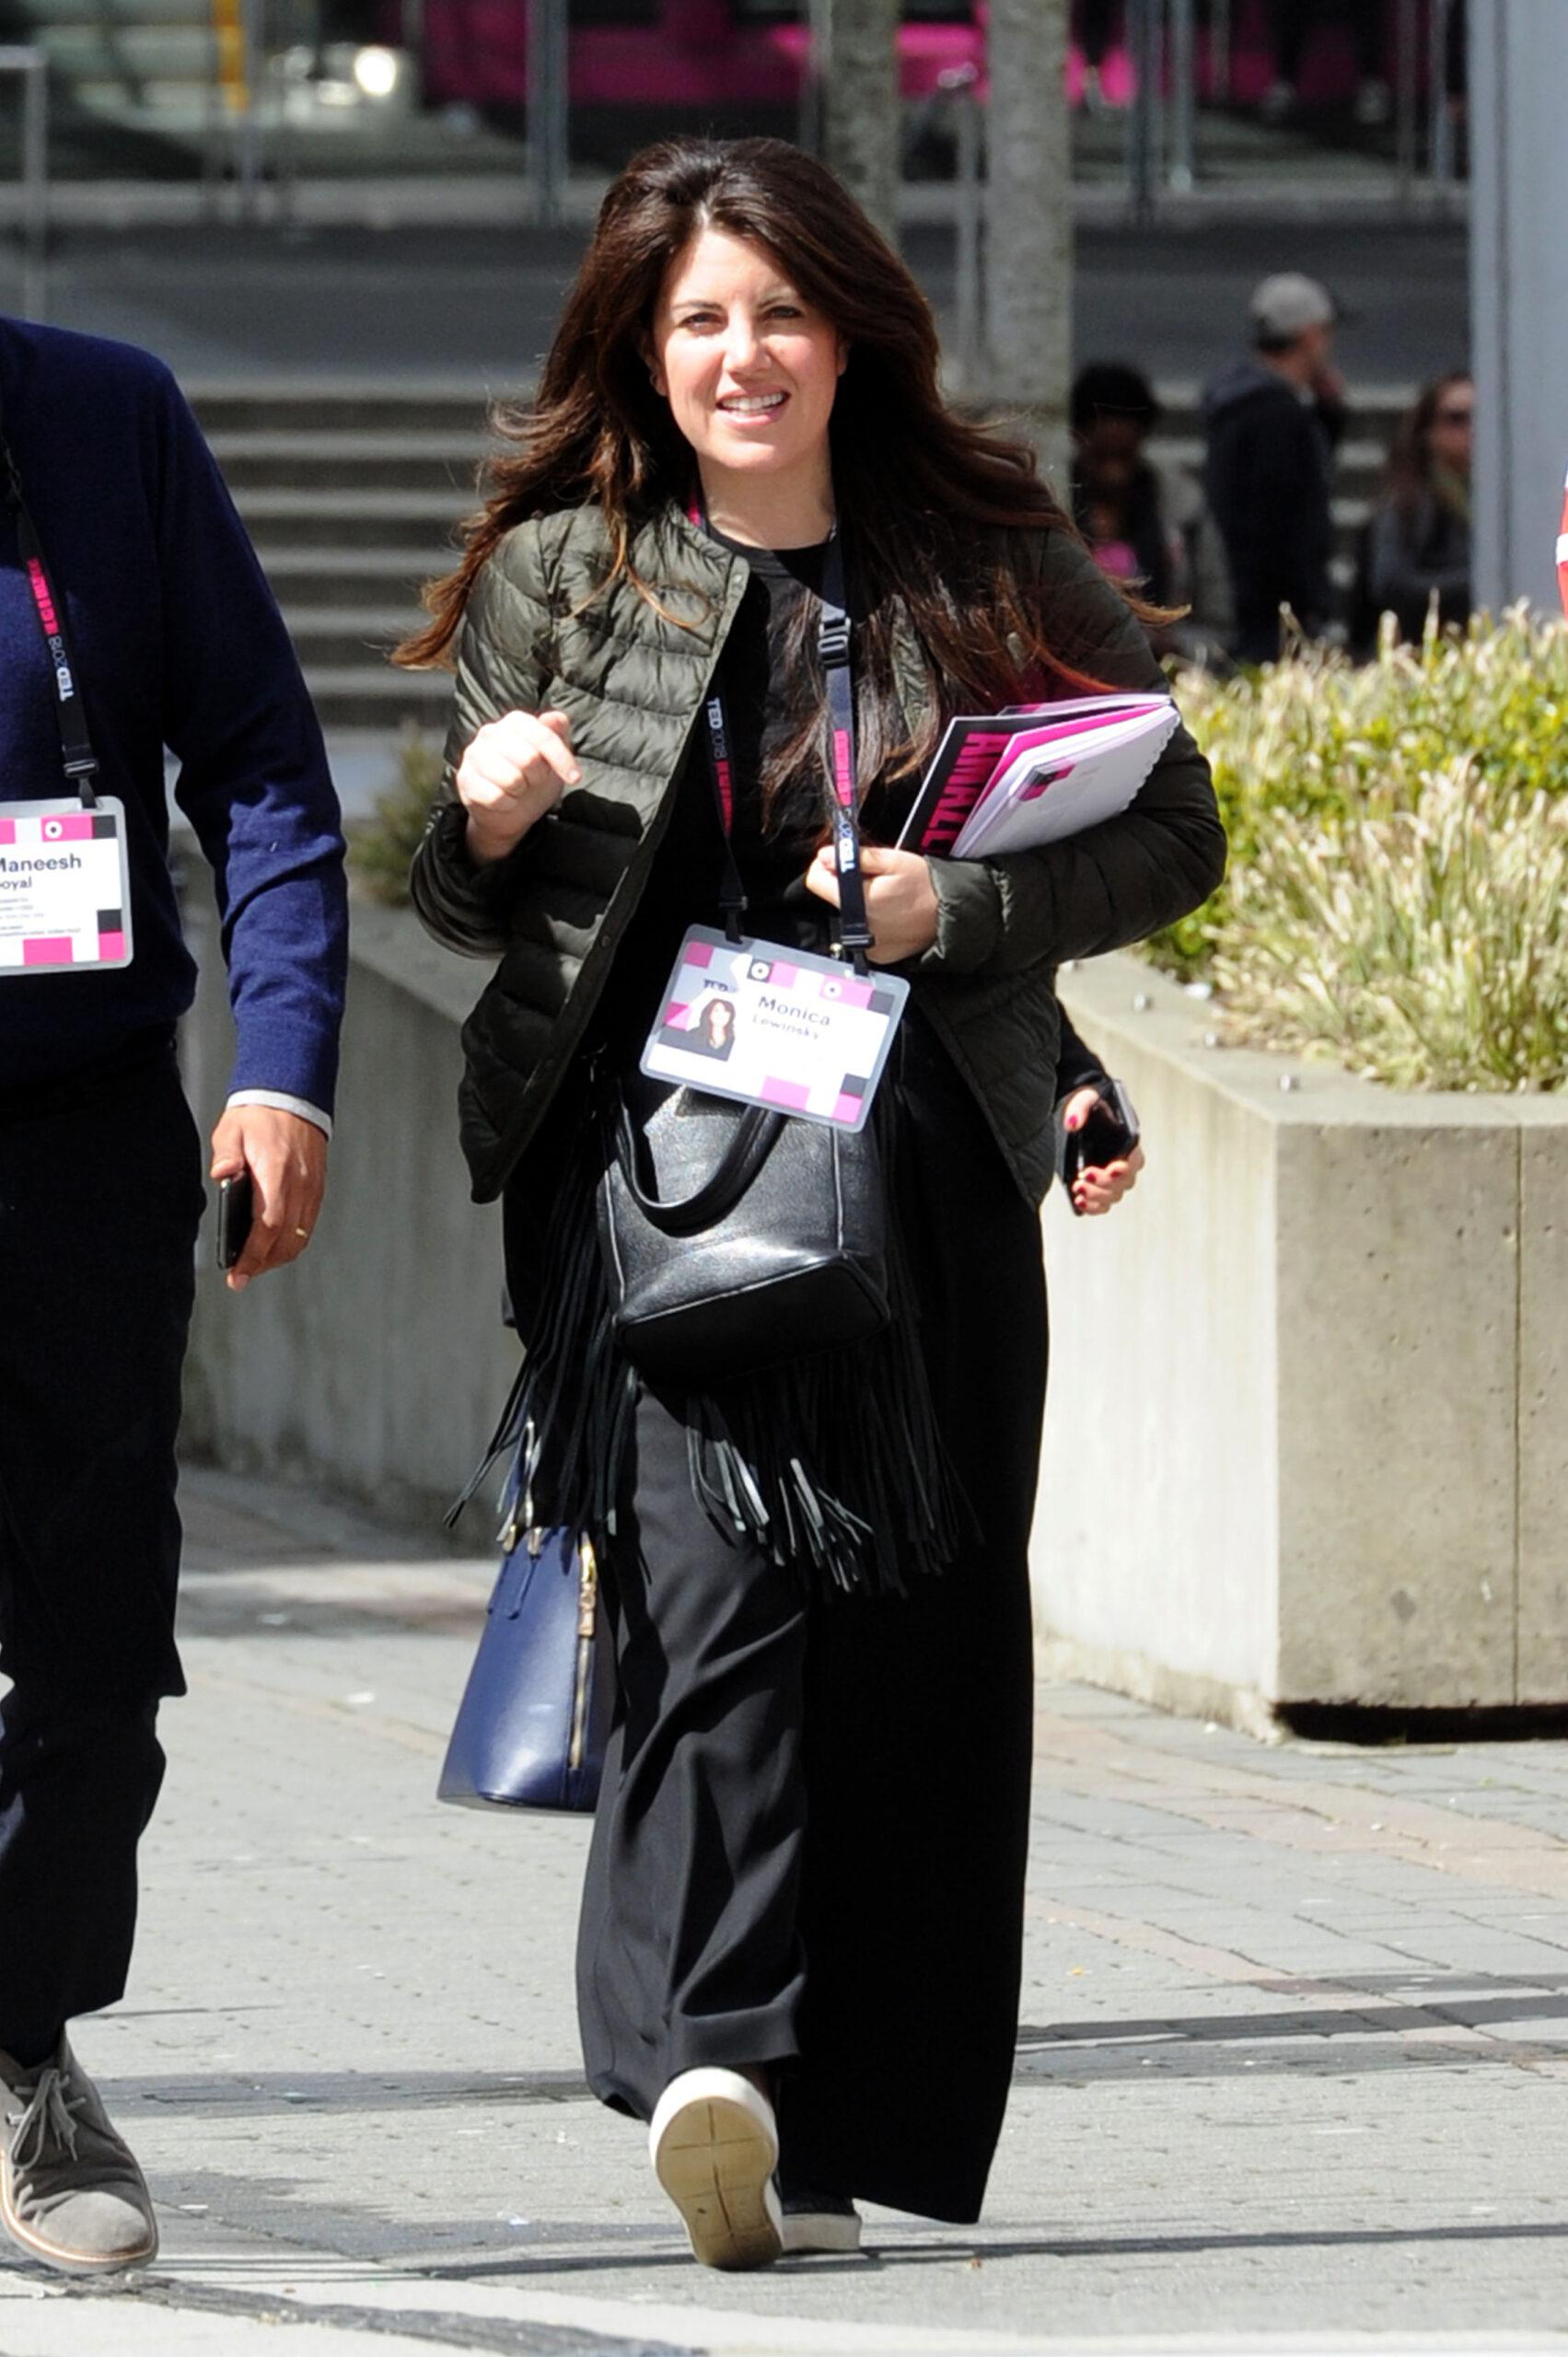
[595,528,867,1050]
[591,527,1108,1105]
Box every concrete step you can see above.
[233,487,467,550]
[1153,432,1388,494]
[191,384,499,437]
[283,605,426,668]
[260,547,442,605]
[297,662,450,732]
[212,430,488,494]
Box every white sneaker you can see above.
[649,2068,783,2271]
[780,2186,863,2255]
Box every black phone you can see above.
[215,1171,254,1271]
[1063,1079,1141,1214]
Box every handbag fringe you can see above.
[453,1089,969,1595]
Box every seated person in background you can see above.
[1071,362,1233,668]
[1351,372,1472,652]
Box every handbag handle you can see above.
[612,1094,785,1236]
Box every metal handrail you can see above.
[0,47,46,321]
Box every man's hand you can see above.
[804,844,939,966]
[210,1106,329,1293]
[1062,1086,1145,1217]
[457,709,579,865]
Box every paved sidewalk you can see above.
[6,1468,1568,2355]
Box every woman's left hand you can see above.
[804,844,939,967]
[1061,1086,1146,1218]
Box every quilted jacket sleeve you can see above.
[1052,1005,1109,1104]
[918,531,1226,980]
[408,529,554,958]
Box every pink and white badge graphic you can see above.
[0,799,134,975]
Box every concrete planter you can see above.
[1034,952,1568,1730]
[180,895,516,1531]
[181,899,1565,1724]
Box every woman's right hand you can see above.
[456,709,581,865]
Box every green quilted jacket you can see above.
[410,500,1225,1205]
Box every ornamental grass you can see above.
[1156,610,1568,1092]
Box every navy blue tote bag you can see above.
[438,1521,616,1814]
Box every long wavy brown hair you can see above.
[1381,370,1472,522]
[398,135,1135,801]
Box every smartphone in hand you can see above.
[1063,1079,1140,1216]
[215,1171,254,1271]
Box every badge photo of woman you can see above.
[402,136,1223,2269]
[691,993,737,1060]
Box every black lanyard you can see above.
[693,512,873,975]
[0,383,101,808]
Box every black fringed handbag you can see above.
[598,1074,889,1386]
[598,528,894,1388]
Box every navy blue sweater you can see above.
[0,317,346,1106]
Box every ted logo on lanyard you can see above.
[1,402,134,976]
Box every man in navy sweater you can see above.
[0,315,347,2275]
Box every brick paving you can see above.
[4,1467,1568,2354]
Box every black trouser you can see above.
[1272,0,1384,85]
[574,1018,1047,2223]
[1079,0,1117,69]
[0,1039,202,2067]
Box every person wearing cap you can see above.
[1202,273,1347,665]
[0,313,347,2276]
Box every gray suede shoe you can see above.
[1,2038,158,2275]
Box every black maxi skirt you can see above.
[551,1012,1050,2227]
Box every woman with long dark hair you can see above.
[1353,370,1473,650]
[403,137,1222,2268]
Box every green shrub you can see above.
[1148,611,1568,1090]
[348,727,444,907]
[1154,610,1568,979]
